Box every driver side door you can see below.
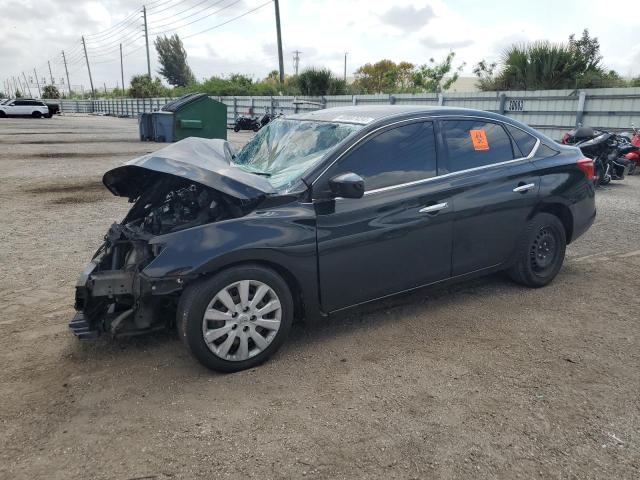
[314,120,454,312]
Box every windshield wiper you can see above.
[248,171,271,177]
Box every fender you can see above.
[143,202,323,319]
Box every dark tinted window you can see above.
[14,101,27,106]
[327,121,436,191]
[506,124,537,157]
[442,120,515,172]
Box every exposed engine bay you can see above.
[69,137,278,340]
[72,178,254,339]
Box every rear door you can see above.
[314,120,454,312]
[439,118,541,276]
[14,100,30,115]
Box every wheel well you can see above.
[196,260,306,320]
[536,203,574,243]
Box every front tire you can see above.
[233,125,240,132]
[177,265,293,373]
[508,213,566,288]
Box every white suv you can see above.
[0,99,50,118]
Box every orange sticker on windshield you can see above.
[470,129,489,150]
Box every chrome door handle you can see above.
[419,202,448,214]
[513,183,535,193]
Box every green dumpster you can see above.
[159,93,227,142]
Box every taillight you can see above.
[577,158,594,180]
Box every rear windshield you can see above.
[233,119,362,191]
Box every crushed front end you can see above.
[69,137,274,339]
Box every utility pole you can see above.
[120,43,125,94]
[47,61,54,85]
[143,6,151,78]
[22,72,33,97]
[33,68,42,98]
[81,36,95,97]
[293,50,301,76]
[274,0,284,84]
[62,51,71,97]
[344,52,348,81]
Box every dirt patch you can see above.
[1,115,639,480]
[25,180,105,195]
[50,194,105,205]
[10,151,147,159]
[0,139,140,145]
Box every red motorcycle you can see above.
[624,125,640,173]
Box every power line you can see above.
[150,0,244,36]
[148,0,193,15]
[85,0,171,39]
[180,1,271,40]
[150,0,226,25]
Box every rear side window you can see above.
[327,121,437,191]
[506,124,537,157]
[442,120,515,172]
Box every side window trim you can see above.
[316,119,437,196]
[313,115,541,198]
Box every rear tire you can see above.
[32,111,42,118]
[233,125,240,132]
[0,111,6,118]
[177,265,293,373]
[508,213,566,288]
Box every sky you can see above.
[1,0,639,93]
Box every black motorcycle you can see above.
[562,127,637,185]
[259,111,283,128]
[233,115,260,132]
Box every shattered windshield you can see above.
[232,119,362,191]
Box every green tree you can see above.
[413,53,464,93]
[475,30,623,91]
[569,29,602,71]
[42,85,60,98]
[295,68,346,95]
[154,34,195,87]
[15,89,23,98]
[354,59,398,93]
[128,75,166,98]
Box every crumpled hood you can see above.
[103,137,277,201]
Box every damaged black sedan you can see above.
[71,106,595,372]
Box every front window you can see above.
[233,119,362,190]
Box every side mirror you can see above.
[328,172,365,199]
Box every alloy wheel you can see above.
[201,280,282,361]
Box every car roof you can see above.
[286,105,551,143]
[287,105,506,125]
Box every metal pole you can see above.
[22,72,33,97]
[62,51,71,97]
[120,43,125,94]
[81,36,95,97]
[47,61,54,85]
[344,52,348,81]
[33,68,42,98]
[274,0,284,84]
[143,6,151,78]
[293,50,301,76]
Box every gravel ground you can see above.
[0,115,639,480]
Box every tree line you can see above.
[10,29,636,100]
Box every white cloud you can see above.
[1,0,639,94]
